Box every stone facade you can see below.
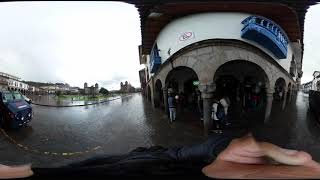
[120,81,135,93]
[152,40,296,92]
[84,82,99,95]
[0,72,29,94]
[132,2,311,135]
[145,40,298,135]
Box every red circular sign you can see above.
[179,32,193,41]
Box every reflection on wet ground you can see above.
[29,94,121,106]
[253,92,320,161]
[1,92,320,167]
[0,93,204,167]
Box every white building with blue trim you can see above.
[125,0,317,135]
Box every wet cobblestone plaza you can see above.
[1,92,320,167]
[0,93,204,167]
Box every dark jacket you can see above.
[30,131,244,179]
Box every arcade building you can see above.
[126,0,317,135]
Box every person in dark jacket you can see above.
[168,93,176,122]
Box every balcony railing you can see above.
[150,43,161,73]
[241,16,289,59]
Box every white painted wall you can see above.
[151,12,296,76]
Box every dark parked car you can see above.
[0,90,33,129]
[309,90,320,122]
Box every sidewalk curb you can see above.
[31,95,132,107]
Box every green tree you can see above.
[99,87,109,95]
[56,90,62,97]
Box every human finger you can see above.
[260,142,312,165]
[203,160,320,179]
[219,151,267,164]
[278,147,299,155]
[0,164,34,179]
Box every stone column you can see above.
[162,87,169,116]
[150,77,155,108]
[282,90,288,110]
[264,89,274,123]
[199,83,216,136]
[289,88,293,103]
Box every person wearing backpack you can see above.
[211,96,230,133]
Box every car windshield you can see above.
[13,93,24,100]
[2,93,14,103]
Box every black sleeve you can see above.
[29,132,243,179]
[165,131,238,163]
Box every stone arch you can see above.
[213,60,270,102]
[164,66,199,92]
[146,85,151,102]
[153,39,295,91]
[203,47,273,90]
[154,79,163,108]
[159,63,201,89]
[287,82,292,101]
[162,66,201,120]
[274,77,287,101]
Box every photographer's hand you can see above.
[0,164,33,179]
[202,134,320,179]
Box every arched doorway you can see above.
[287,82,292,103]
[165,66,200,120]
[155,79,163,108]
[147,85,151,102]
[213,60,269,126]
[274,78,286,102]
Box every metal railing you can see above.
[241,15,289,59]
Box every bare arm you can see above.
[202,134,320,179]
[0,164,33,179]
[203,159,320,179]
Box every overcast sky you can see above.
[0,2,318,90]
[302,4,320,83]
[0,1,142,90]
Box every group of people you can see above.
[167,88,232,134]
[167,90,199,122]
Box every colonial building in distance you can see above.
[0,72,29,94]
[84,82,99,95]
[120,81,135,93]
[126,0,317,135]
[139,69,147,95]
